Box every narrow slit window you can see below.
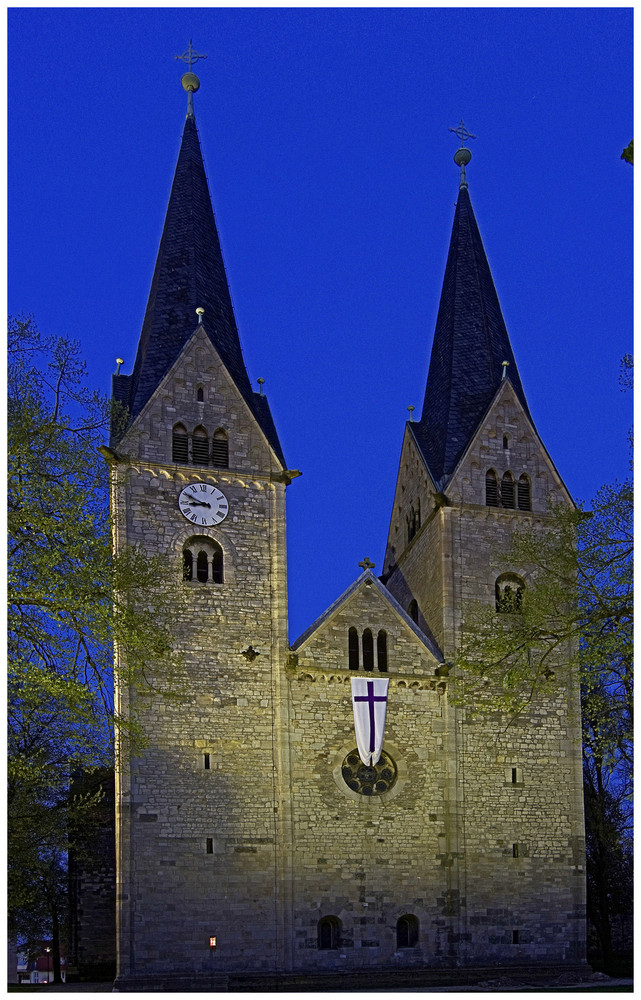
[513,843,519,858]
[512,930,519,944]
[362,629,374,671]
[377,630,388,672]
[408,599,419,624]
[206,838,213,854]
[183,549,193,581]
[197,386,204,402]
[511,767,518,784]
[503,434,510,449]
[348,627,359,670]
[204,753,210,770]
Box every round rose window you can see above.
[341,749,397,796]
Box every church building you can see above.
[106,65,586,989]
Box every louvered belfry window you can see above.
[486,469,499,506]
[501,472,516,508]
[211,429,229,468]
[518,474,531,511]
[172,424,189,463]
[192,427,209,465]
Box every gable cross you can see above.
[358,557,375,571]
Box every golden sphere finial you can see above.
[181,72,200,94]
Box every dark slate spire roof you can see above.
[112,110,285,467]
[414,185,530,485]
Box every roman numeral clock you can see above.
[178,483,229,527]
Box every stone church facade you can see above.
[106,75,586,988]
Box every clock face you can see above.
[179,483,229,527]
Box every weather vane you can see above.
[448,120,476,147]
[175,40,207,71]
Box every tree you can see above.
[8,317,185,970]
[620,140,633,165]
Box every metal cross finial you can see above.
[359,557,375,571]
[175,40,207,70]
[449,120,476,147]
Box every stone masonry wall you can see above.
[113,333,290,980]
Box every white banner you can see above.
[350,677,389,766]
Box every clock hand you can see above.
[185,499,211,508]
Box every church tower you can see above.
[108,66,295,987]
[382,135,586,964]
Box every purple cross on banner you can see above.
[350,677,389,766]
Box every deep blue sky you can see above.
[9,8,633,642]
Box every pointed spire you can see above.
[413,151,530,485]
[113,70,285,466]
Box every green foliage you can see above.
[8,317,185,940]
[620,139,633,165]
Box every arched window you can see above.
[503,434,510,450]
[362,629,374,671]
[348,627,359,670]
[211,545,224,584]
[196,386,204,402]
[212,428,229,468]
[183,537,224,585]
[317,916,341,950]
[397,914,419,949]
[495,573,524,613]
[408,600,419,624]
[377,630,388,672]
[517,474,531,511]
[192,426,209,466]
[486,469,499,507]
[501,472,516,509]
[172,423,189,464]
[196,550,209,583]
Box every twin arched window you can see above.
[317,914,418,951]
[495,573,524,613]
[183,537,224,584]
[486,470,531,511]
[172,424,229,468]
[348,628,388,671]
